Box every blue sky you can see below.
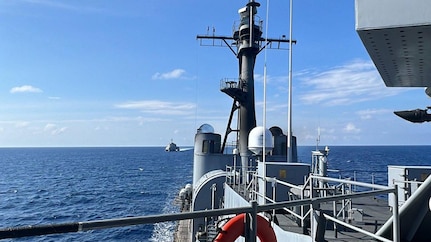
[0,0,429,147]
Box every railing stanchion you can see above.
[393,185,400,242]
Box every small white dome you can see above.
[179,188,186,199]
[185,184,192,196]
[248,126,274,155]
[197,124,214,134]
[233,148,239,155]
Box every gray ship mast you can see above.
[197,1,295,167]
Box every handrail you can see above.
[0,206,248,239]
[224,165,401,241]
[276,179,303,190]
[309,174,389,190]
[392,179,424,185]
[0,186,396,240]
[323,214,392,242]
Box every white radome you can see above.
[248,126,274,155]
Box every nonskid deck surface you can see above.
[174,183,392,242]
[174,198,191,242]
[174,219,191,242]
[277,196,392,241]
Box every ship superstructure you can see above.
[187,0,431,241]
[191,1,301,239]
[0,1,431,242]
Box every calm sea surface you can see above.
[0,146,430,241]
[0,147,194,241]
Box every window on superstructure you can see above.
[202,140,215,153]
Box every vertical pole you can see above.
[263,158,267,204]
[353,171,356,192]
[233,149,238,187]
[393,185,400,242]
[272,178,276,219]
[254,173,258,201]
[211,184,216,210]
[246,201,258,242]
[341,184,346,221]
[310,180,315,239]
[262,0,269,206]
[349,183,352,213]
[301,179,305,228]
[333,200,338,238]
[287,0,293,162]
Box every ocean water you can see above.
[298,145,431,186]
[0,146,430,241]
[0,147,193,241]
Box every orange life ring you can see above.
[214,213,277,242]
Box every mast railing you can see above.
[220,78,240,90]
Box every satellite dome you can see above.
[197,124,214,134]
[248,126,274,155]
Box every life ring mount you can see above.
[214,213,277,242]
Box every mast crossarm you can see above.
[196,35,237,56]
[262,37,296,44]
[258,38,297,53]
[196,35,235,40]
[197,35,296,54]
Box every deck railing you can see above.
[0,167,400,242]
[225,165,400,242]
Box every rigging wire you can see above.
[194,44,200,138]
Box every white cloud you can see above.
[18,0,105,13]
[44,123,56,131]
[10,85,43,94]
[356,109,391,120]
[256,101,288,113]
[52,127,67,135]
[343,123,360,133]
[152,69,186,80]
[254,74,287,84]
[15,121,30,128]
[44,123,67,135]
[115,100,196,115]
[22,0,74,8]
[297,60,405,106]
[254,74,292,97]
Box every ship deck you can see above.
[174,219,191,242]
[276,196,392,241]
[174,184,393,242]
[174,198,191,242]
